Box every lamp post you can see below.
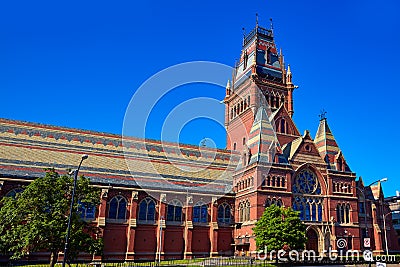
[62,154,88,267]
[158,215,164,266]
[383,210,400,257]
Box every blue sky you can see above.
[1,0,399,196]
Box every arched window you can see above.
[243,50,248,70]
[292,169,324,222]
[265,198,271,207]
[233,143,237,151]
[245,200,251,221]
[166,199,182,222]
[280,119,286,133]
[277,199,283,207]
[340,204,345,223]
[281,177,286,188]
[108,195,127,220]
[336,203,350,224]
[272,176,276,187]
[78,201,96,220]
[267,48,272,64]
[5,188,23,199]
[336,204,341,223]
[337,157,343,172]
[276,177,281,187]
[239,202,244,222]
[193,201,208,223]
[217,203,231,224]
[345,204,351,223]
[138,197,156,222]
[267,176,271,186]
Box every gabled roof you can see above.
[269,104,300,135]
[314,118,349,170]
[369,182,384,201]
[247,105,278,165]
[282,130,326,166]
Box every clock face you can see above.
[295,170,319,194]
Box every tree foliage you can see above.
[253,204,307,252]
[0,169,103,266]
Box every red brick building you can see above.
[0,22,398,263]
[224,22,399,256]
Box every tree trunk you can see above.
[49,250,59,267]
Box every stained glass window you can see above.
[193,201,208,223]
[78,201,96,220]
[166,199,182,222]
[138,197,156,222]
[108,195,127,220]
[217,203,231,224]
[292,169,323,222]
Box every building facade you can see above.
[0,22,398,263]
[386,192,400,248]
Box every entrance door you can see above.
[306,228,319,253]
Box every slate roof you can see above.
[247,106,278,165]
[0,118,238,194]
[314,118,344,169]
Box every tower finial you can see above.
[270,18,274,35]
[319,109,327,121]
[286,64,292,85]
[242,27,246,44]
[256,13,259,27]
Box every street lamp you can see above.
[62,154,88,267]
[158,215,164,266]
[383,210,400,257]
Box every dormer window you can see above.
[243,50,248,70]
[280,119,286,133]
[267,48,272,64]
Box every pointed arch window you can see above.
[217,203,231,224]
[243,50,248,70]
[193,201,208,223]
[108,195,127,220]
[280,119,286,133]
[336,203,351,224]
[239,202,244,222]
[245,200,251,221]
[265,198,283,208]
[78,201,96,220]
[138,197,156,222]
[166,199,183,222]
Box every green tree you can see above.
[0,169,103,267]
[253,204,307,254]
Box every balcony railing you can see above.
[243,26,273,46]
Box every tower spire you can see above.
[256,13,259,27]
[270,18,274,35]
[287,64,293,85]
